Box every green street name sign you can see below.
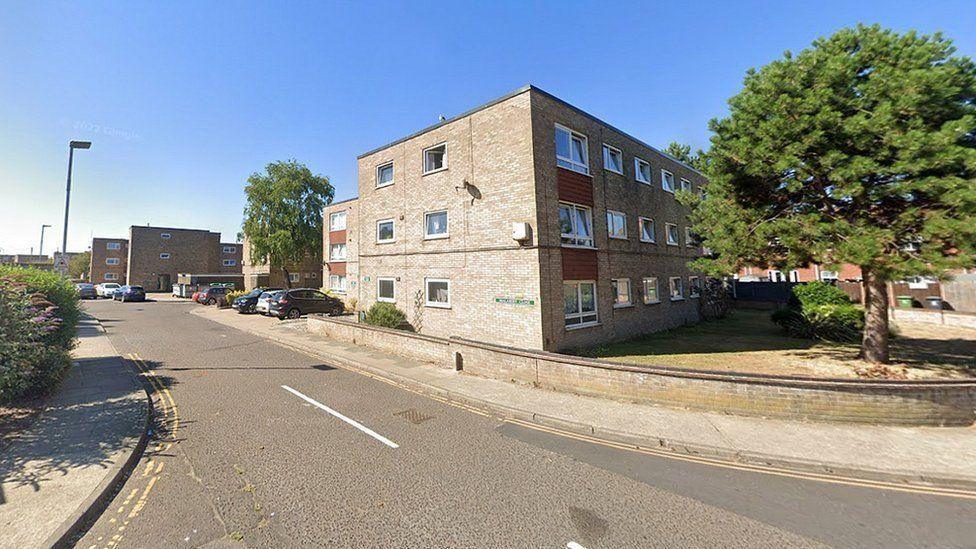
[494,296,535,306]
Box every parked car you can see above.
[96,282,121,298]
[196,286,229,305]
[113,285,146,302]
[255,290,284,315]
[267,288,344,320]
[75,283,97,299]
[232,287,281,314]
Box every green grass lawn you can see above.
[578,309,976,379]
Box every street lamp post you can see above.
[39,224,52,256]
[59,140,91,275]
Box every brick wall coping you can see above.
[308,315,450,347]
[892,308,976,318]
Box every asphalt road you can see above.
[77,299,976,548]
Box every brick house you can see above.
[737,263,864,283]
[241,235,323,291]
[89,238,129,284]
[324,85,705,352]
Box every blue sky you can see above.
[2,1,974,254]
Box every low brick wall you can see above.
[891,308,976,330]
[305,316,976,426]
[306,315,450,366]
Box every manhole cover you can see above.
[393,409,433,424]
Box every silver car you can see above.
[255,290,284,315]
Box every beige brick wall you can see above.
[324,198,359,307]
[242,234,322,291]
[127,226,223,291]
[89,238,128,284]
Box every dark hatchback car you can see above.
[267,288,344,320]
[232,287,281,314]
[75,283,97,299]
[113,285,146,302]
[196,286,229,305]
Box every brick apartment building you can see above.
[89,226,242,291]
[324,85,706,352]
[737,263,864,283]
[89,238,130,283]
[241,235,323,291]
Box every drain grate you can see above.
[393,409,433,424]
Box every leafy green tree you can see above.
[664,141,706,171]
[689,25,976,363]
[242,160,334,288]
[68,250,90,280]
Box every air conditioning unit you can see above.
[512,222,531,242]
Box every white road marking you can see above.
[567,542,586,549]
[281,385,399,449]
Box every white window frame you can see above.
[611,278,632,308]
[329,211,347,231]
[376,218,395,244]
[424,210,449,240]
[424,278,451,309]
[160,233,171,239]
[666,223,679,246]
[422,143,447,175]
[642,277,660,304]
[288,272,300,283]
[638,217,655,243]
[223,246,237,254]
[159,253,171,259]
[681,178,693,193]
[820,270,839,282]
[689,276,701,298]
[634,157,651,184]
[376,161,395,188]
[669,277,684,301]
[223,259,237,267]
[606,210,628,240]
[559,202,595,248]
[602,143,623,175]
[685,227,697,247]
[329,274,347,293]
[107,242,121,250]
[105,258,120,266]
[104,273,118,281]
[768,270,785,282]
[377,277,396,302]
[555,124,589,175]
[661,170,675,193]
[329,243,347,261]
[564,280,598,328]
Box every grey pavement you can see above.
[192,306,976,490]
[75,300,976,548]
[0,316,147,549]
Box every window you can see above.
[635,158,651,184]
[425,278,450,308]
[558,203,594,247]
[612,278,632,307]
[106,258,120,266]
[606,210,627,239]
[330,243,347,261]
[602,144,623,174]
[424,210,448,239]
[689,276,701,298]
[638,217,655,243]
[377,277,395,302]
[329,274,347,293]
[305,272,316,279]
[768,270,785,282]
[669,277,684,300]
[289,273,300,283]
[330,211,347,231]
[222,259,237,267]
[789,270,800,283]
[107,242,121,250]
[104,273,118,281]
[555,125,589,174]
[661,170,675,193]
[666,223,679,245]
[564,281,598,327]
[376,219,395,243]
[680,178,692,193]
[160,233,171,239]
[376,162,394,187]
[159,253,171,259]
[820,270,839,282]
[423,144,446,174]
[223,246,236,254]
[642,277,660,304]
[685,227,698,247]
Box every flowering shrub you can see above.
[0,268,78,402]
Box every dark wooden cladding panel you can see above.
[557,167,593,206]
[561,248,598,280]
[329,230,347,244]
[327,262,346,276]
